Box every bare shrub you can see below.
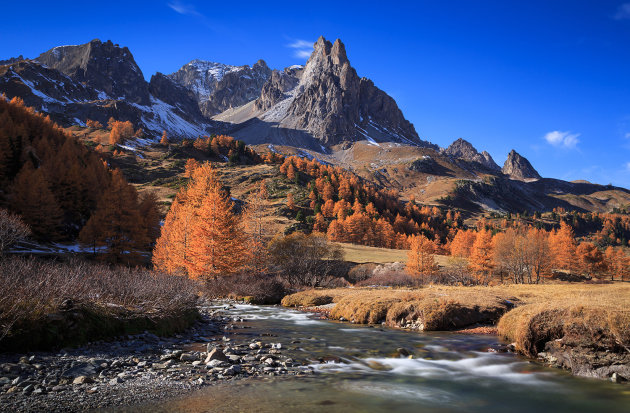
[0,209,30,253]
[346,263,377,284]
[428,259,480,286]
[356,271,422,287]
[268,232,343,287]
[202,274,286,304]
[0,257,198,342]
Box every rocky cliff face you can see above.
[148,73,205,121]
[443,138,500,171]
[168,59,271,116]
[254,66,302,111]
[36,39,150,105]
[502,150,541,180]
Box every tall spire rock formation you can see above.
[282,36,432,147]
[502,150,541,180]
[216,36,436,150]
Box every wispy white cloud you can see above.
[168,1,202,17]
[288,40,313,49]
[625,132,630,139]
[544,130,580,149]
[626,162,630,172]
[614,3,630,20]
[287,39,314,59]
[295,50,312,58]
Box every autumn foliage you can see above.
[274,155,462,250]
[153,162,249,279]
[406,234,438,278]
[0,96,160,263]
[448,221,629,284]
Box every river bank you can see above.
[0,303,311,412]
[282,284,630,382]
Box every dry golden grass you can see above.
[282,284,630,343]
[336,242,453,267]
[336,243,408,264]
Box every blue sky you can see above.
[2,1,630,187]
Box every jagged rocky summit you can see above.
[443,138,500,171]
[502,149,541,180]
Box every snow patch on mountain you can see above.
[133,97,210,138]
[174,60,243,99]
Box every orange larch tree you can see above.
[449,229,477,258]
[160,130,169,146]
[469,229,495,284]
[243,180,270,274]
[185,165,247,279]
[549,221,578,272]
[576,242,607,278]
[406,234,438,279]
[79,169,147,265]
[9,163,63,240]
[286,193,296,210]
[152,199,193,275]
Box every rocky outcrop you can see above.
[0,55,26,66]
[167,59,240,101]
[502,150,541,180]
[36,39,150,105]
[0,61,97,109]
[443,138,500,171]
[148,73,205,121]
[255,66,302,111]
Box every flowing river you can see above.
[116,304,630,413]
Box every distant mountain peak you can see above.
[168,59,271,116]
[35,39,149,104]
[442,138,500,171]
[502,149,541,180]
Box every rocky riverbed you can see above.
[0,303,312,412]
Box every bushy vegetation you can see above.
[0,257,198,347]
[202,274,286,305]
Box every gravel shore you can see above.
[0,303,312,412]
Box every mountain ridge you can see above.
[0,36,628,215]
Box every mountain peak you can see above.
[36,39,149,104]
[265,35,434,148]
[331,38,348,65]
[443,138,500,171]
[502,150,541,180]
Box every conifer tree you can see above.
[406,234,438,278]
[549,222,578,272]
[152,199,193,275]
[286,193,296,210]
[469,229,494,284]
[79,169,147,264]
[185,165,247,279]
[160,130,169,146]
[10,164,62,240]
[139,191,162,246]
[243,180,270,274]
